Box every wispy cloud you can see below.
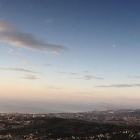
[21,74,38,80]
[22,60,27,64]
[74,78,84,80]
[127,76,140,79]
[84,70,90,73]
[58,72,66,74]
[135,84,140,87]
[112,44,116,48]
[0,20,67,53]
[43,63,52,67]
[46,85,61,90]
[84,75,104,80]
[7,47,14,53]
[95,84,140,88]
[58,72,78,75]
[44,18,54,24]
[15,52,25,59]
[22,60,36,66]
[44,50,61,55]
[0,66,41,74]
[69,72,78,75]
[76,91,95,94]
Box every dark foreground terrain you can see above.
[1,115,140,140]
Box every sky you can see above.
[0,0,140,112]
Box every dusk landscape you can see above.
[0,0,140,139]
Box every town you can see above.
[0,109,140,139]
[49,109,140,125]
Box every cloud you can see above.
[84,75,104,80]
[44,51,60,55]
[22,60,36,66]
[15,52,24,58]
[0,20,67,53]
[22,60,27,64]
[127,76,140,79]
[43,63,52,67]
[58,72,66,74]
[0,66,41,74]
[112,44,116,48]
[21,74,38,80]
[76,91,95,94]
[84,70,89,73]
[50,51,60,55]
[95,84,140,88]
[58,72,78,75]
[7,47,14,53]
[74,78,84,80]
[46,85,61,90]
[44,19,54,24]
[134,84,140,87]
[69,73,78,75]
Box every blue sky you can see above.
[0,0,140,112]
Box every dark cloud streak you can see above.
[0,66,41,74]
[0,20,67,53]
[95,84,140,88]
[21,74,38,80]
[84,75,104,80]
